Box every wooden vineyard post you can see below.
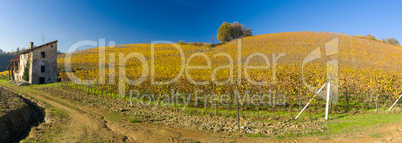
[174,92,177,112]
[299,95,302,109]
[214,95,218,116]
[257,100,260,119]
[204,95,208,114]
[214,102,217,116]
[236,98,240,132]
[271,89,274,117]
[370,92,372,108]
[307,89,312,121]
[130,90,133,107]
[376,84,379,114]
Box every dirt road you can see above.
[6,85,129,142]
[5,84,244,142]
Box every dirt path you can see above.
[3,83,402,143]
[4,85,241,142]
[4,86,128,142]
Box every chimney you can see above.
[30,42,34,49]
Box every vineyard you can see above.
[57,31,402,134]
[0,71,8,79]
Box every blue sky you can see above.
[0,0,401,52]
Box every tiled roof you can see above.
[19,40,58,54]
[9,55,20,62]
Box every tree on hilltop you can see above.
[243,28,252,37]
[383,37,400,46]
[231,21,244,39]
[387,37,399,46]
[217,21,252,43]
[217,22,234,43]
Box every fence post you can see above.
[130,90,133,107]
[295,81,328,119]
[376,84,379,113]
[325,77,331,120]
[236,99,240,131]
[388,94,402,111]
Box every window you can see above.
[41,52,45,58]
[51,45,53,48]
[41,66,45,73]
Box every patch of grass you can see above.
[46,94,81,111]
[274,135,284,138]
[325,113,402,135]
[27,125,63,143]
[130,118,140,123]
[31,82,61,89]
[279,130,323,138]
[246,133,270,138]
[24,105,67,142]
[51,106,69,118]
[369,133,381,138]
[303,131,323,136]
[106,111,130,122]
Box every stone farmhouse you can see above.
[7,41,58,84]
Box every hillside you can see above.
[59,31,402,79]
[59,31,402,69]
[58,31,402,111]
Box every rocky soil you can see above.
[39,86,328,136]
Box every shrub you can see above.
[366,34,376,40]
[178,40,186,45]
[22,55,30,81]
[385,37,400,46]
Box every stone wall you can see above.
[31,42,58,84]
[14,53,30,82]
